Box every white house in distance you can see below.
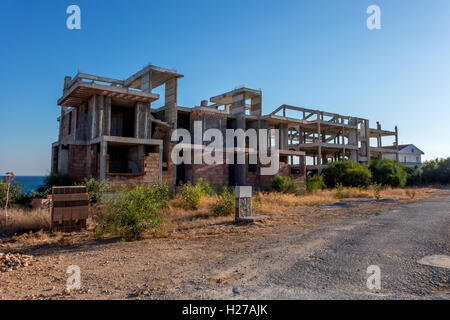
[382,144,424,167]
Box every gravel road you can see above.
[188,196,450,299]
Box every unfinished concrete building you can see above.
[269,105,400,174]
[51,65,306,190]
[51,64,399,189]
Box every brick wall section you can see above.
[192,163,229,188]
[68,145,87,183]
[107,153,160,189]
[143,153,159,181]
[258,162,306,188]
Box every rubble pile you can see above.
[0,252,34,272]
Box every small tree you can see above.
[305,175,326,192]
[96,183,168,241]
[3,172,15,226]
[213,187,235,216]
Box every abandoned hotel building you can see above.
[51,64,401,190]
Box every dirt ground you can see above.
[1,187,449,300]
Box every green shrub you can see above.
[271,175,299,194]
[78,178,108,203]
[213,187,235,216]
[404,165,422,186]
[96,183,168,241]
[305,175,326,192]
[322,161,372,188]
[369,158,406,188]
[422,158,450,185]
[343,167,372,188]
[32,187,52,199]
[373,183,382,200]
[335,183,344,199]
[194,178,215,196]
[178,181,205,209]
[0,181,23,207]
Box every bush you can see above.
[373,183,382,200]
[343,167,372,188]
[305,175,326,192]
[0,181,23,208]
[78,178,108,203]
[194,178,215,196]
[335,183,344,199]
[369,158,406,188]
[404,165,422,186]
[178,181,205,209]
[96,183,168,241]
[422,158,450,184]
[32,187,52,199]
[213,187,235,216]
[271,175,299,194]
[322,161,372,188]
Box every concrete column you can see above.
[165,78,178,126]
[105,96,111,136]
[99,141,108,181]
[250,95,262,116]
[146,103,152,139]
[141,72,152,93]
[348,118,358,162]
[317,118,322,171]
[97,95,105,137]
[135,103,141,138]
[232,93,246,185]
[164,78,178,190]
[280,123,289,150]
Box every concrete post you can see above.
[235,186,252,222]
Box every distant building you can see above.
[382,144,424,167]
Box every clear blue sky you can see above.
[1,0,449,175]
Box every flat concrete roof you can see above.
[58,81,160,107]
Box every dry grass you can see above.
[379,187,434,200]
[0,207,51,236]
[163,195,223,230]
[0,187,443,243]
[254,191,336,214]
